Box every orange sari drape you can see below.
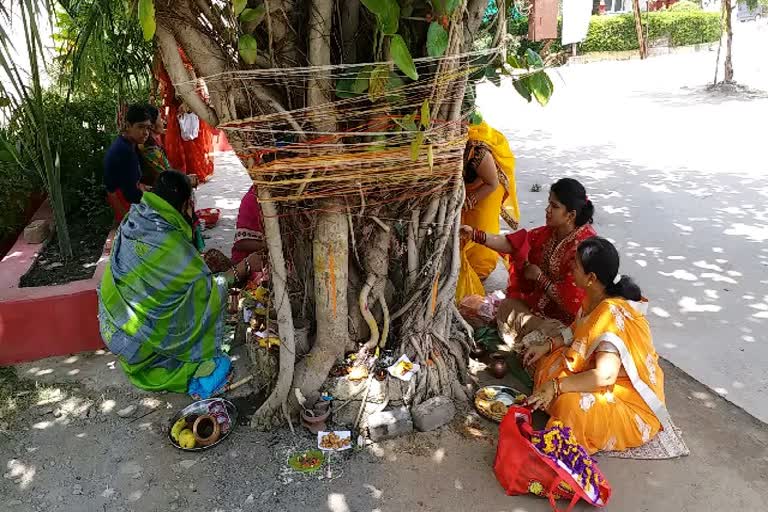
[534,297,669,454]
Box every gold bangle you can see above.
[554,378,562,397]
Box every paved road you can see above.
[479,21,768,423]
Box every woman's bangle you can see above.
[231,264,241,284]
[553,378,562,398]
[472,228,487,245]
[548,337,554,354]
[244,258,251,277]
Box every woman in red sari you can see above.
[460,178,597,350]
[155,51,215,183]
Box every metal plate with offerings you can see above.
[474,385,527,423]
[168,398,238,451]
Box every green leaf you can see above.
[361,0,399,34]
[506,54,524,69]
[353,67,374,94]
[0,96,10,108]
[529,71,554,106]
[525,48,544,69]
[427,144,434,171]
[513,77,533,103]
[138,0,156,41]
[395,113,418,132]
[241,6,267,24]
[380,1,400,34]
[233,0,248,16]
[335,76,358,98]
[445,0,460,13]
[238,34,258,65]
[420,99,430,129]
[390,35,418,81]
[410,131,424,161]
[426,22,448,58]
[368,65,390,101]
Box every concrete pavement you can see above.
[479,21,768,422]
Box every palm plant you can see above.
[0,1,72,259]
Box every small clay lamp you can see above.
[192,414,221,447]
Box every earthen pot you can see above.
[301,408,331,434]
[469,345,487,359]
[192,414,222,447]
[489,352,509,379]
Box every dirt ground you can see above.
[1,350,766,512]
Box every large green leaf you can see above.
[390,35,418,81]
[238,34,258,65]
[233,0,248,16]
[361,0,399,34]
[445,0,460,13]
[241,6,267,24]
[138,0,156,41]
[426,22,448,58]
[513,77,532,103]
[528,71,554,106]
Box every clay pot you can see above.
[192,414,222,447]
[489,353,509,379]
[301,408,331,434]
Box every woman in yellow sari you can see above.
[456,121,520,300]
[522,237,671,454]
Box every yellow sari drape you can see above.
[456,122,520,302]
[534,298,669,454]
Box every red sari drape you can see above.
[156,51,214,182]
[505,224,597,325]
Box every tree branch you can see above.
[155,24,219,127]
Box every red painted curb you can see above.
[0,202,113,365]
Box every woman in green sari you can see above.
[98,171,260,393]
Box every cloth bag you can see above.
[494,407,612,511]
[179,112,200,141]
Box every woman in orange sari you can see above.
[523,237,670,454]
[460,178,596,349]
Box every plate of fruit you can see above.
[168,398,238,451]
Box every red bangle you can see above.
[472,229,487,245]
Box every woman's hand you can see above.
[523,263,542,282]
[522,342,550,367]
[527,380,557,411]
[244,252,263,271]
[459,225,474,240]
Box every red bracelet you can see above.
[472,228,487,245]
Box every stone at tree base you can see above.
[367,406,413,441]
[23,220,51,244]
[332,400,381,428]
[411,396,456,432]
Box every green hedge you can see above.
[509,11,722,55]
[0,92,120,242]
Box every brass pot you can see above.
[489,353,509,379]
